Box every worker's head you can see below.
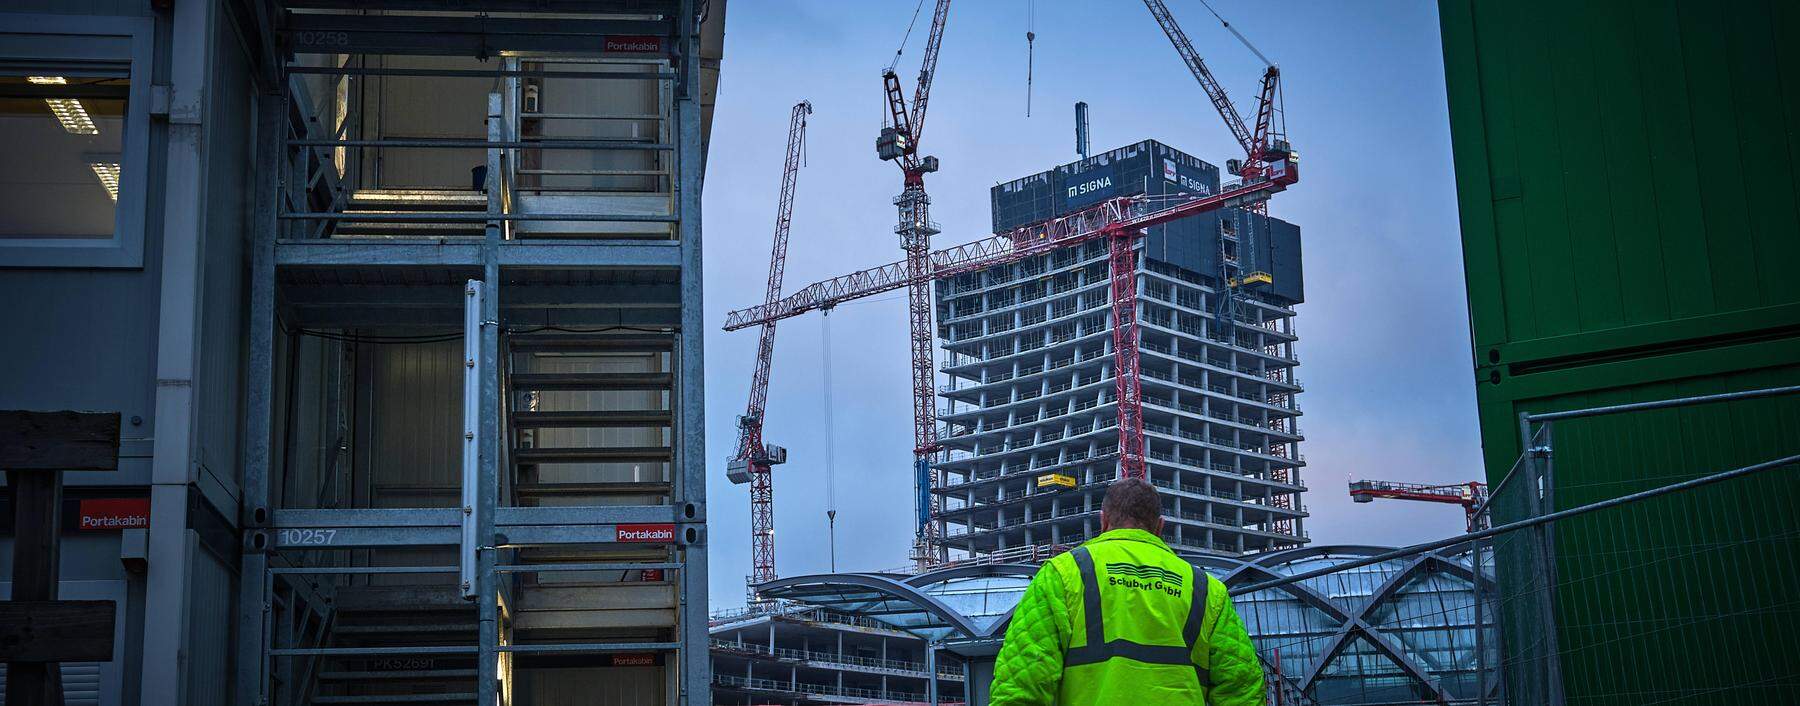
[1100,477,1164,534]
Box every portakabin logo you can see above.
[617,523,676,543]
[604,35,664,53]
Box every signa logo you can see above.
[1066,176,1113,198]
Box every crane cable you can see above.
[1195,0,1273,68]
[889,0,930,72]
[821,309,838,572]
[1025,0,1036,117]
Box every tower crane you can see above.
[1143,0,1299,533]
[727,100,812,598]
[1142,0,1289,319]
[874,0,954,566]
[1349,479,1491,532]
[1142,0,1291,185]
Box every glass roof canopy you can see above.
[757,564,1037,643]
[758,544,1493,703]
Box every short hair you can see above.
[1101,477,1162,529]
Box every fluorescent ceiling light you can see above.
[28,76,99,135]
[88,162,121,201]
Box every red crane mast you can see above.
[875,0,953,565]
[728,100,812,596]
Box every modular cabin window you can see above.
[0,15,153,268]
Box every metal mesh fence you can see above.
[1228,386,1800,706]
[1483,387,1800,706]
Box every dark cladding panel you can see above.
[1142,208,1221,280]
[990,170,1056,233]
[1268,215,1303,304]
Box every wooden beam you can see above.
[3,409,122,705]
[0,601,116,662]
[0,411,121,471]
[5,470,66,706]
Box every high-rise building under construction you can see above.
[934,140,1308,558]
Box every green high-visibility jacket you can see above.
[989,529,1264,705]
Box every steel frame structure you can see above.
[235,2,712,705]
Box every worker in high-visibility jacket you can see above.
[989,477,1264,705]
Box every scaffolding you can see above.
[235,2,714,704]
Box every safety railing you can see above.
[713,673,936,703]
[278,58,676,243]
[708,639,965,679]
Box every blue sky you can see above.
[699,1,1482,608]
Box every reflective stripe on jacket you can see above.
[988,528,1264,706]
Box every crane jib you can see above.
[719,162,1298,332]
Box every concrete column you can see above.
[967,656,997,706]
[926,643,939,705]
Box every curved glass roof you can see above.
[1186,545,1494,705]
[760,545,1493,705]
[757,564,1038,642]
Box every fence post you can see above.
[1526,421,1565,706]
[1471,532,1487,706]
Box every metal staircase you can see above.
[311,586,482,705]
[336,190,490,239]
[239,2,711,705]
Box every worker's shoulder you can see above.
[1040,550,1078,577]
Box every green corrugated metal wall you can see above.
[1440,0,1800,703]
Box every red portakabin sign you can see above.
[616,523,675,543]
[603,35,663,53]
[611,653,657,667]
[78,498,150,531]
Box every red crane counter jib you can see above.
[730,100,811,591]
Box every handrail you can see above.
[708,639,965,677]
